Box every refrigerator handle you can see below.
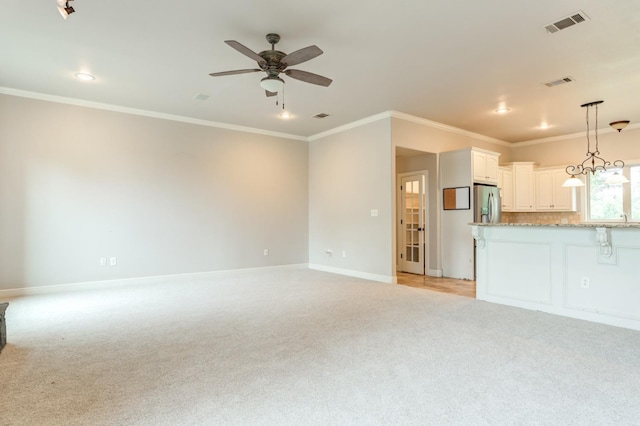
[488,192,494,222]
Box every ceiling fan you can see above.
[209,33,332,97]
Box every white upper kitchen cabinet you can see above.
[535,168,577,211]
[472,150,500,184]
[498,166,514,212]
[512,162,537,211]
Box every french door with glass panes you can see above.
[399,173,427,275]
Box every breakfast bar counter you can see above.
[470,223,640,331]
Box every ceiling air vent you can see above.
[312,113,330,119]
[544,76,574,87]
[543,10,590,34]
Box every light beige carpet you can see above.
[1,267,639,425]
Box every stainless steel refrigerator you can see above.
[474,184,501,223]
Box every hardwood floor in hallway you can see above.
[396,272,476,298]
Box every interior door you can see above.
[399,174,426,274]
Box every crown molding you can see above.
[512,123,640,147]
[0,87,307,142]
[307,111,392,141]
[308,110,511,147]
[388,111,512,147]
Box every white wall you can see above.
[0,94,309,290]
[439,149,475,280]
[308,119,394,281]
[9,94,631,291]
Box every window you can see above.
[587,164,640,222]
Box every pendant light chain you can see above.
[565,100,625,179]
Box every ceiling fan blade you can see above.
[209,69,262,77]
[265,90,277,97]
[281,45,323,67]
[284,69,332,87]
[224,40,266,64]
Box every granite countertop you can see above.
[470,222,640,228]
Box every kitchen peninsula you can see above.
[471,223,640,331]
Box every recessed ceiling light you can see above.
[539,122,550,129]
[279,110,293,119]
[75,72,95,81]
[495,106,510,114]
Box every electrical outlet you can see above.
[109,257,117,266]
[100,257,107,266]
[342,250,347,258]
[263,249,269,256]
[580,277,590,288]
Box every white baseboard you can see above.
[428,269,443,277]
[0,264,309,298]
[308,264,395,284]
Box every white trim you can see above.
[308,111,392,141]
[308,110,511,147]
[389,111,512,147]
[0,87,516,147]
[8,86,635,148]
[427,269,443,277]
[0,87,307,142]
[0,264,309,298]
[308,264,396,284]
[512,123,640,147]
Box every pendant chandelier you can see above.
[563,100,628,187]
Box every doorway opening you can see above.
[398,172,427,275]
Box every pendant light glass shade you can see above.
[605,171,630,184]
[562,175,585,187]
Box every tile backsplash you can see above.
[502,211,583,224]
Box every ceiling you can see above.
[2,1,640,143]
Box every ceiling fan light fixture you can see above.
[260,76,284,93]
[609,120,630,132]
[57,0,75,19]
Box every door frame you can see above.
[396,170,429,275]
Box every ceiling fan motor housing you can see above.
[258,50,287,76]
